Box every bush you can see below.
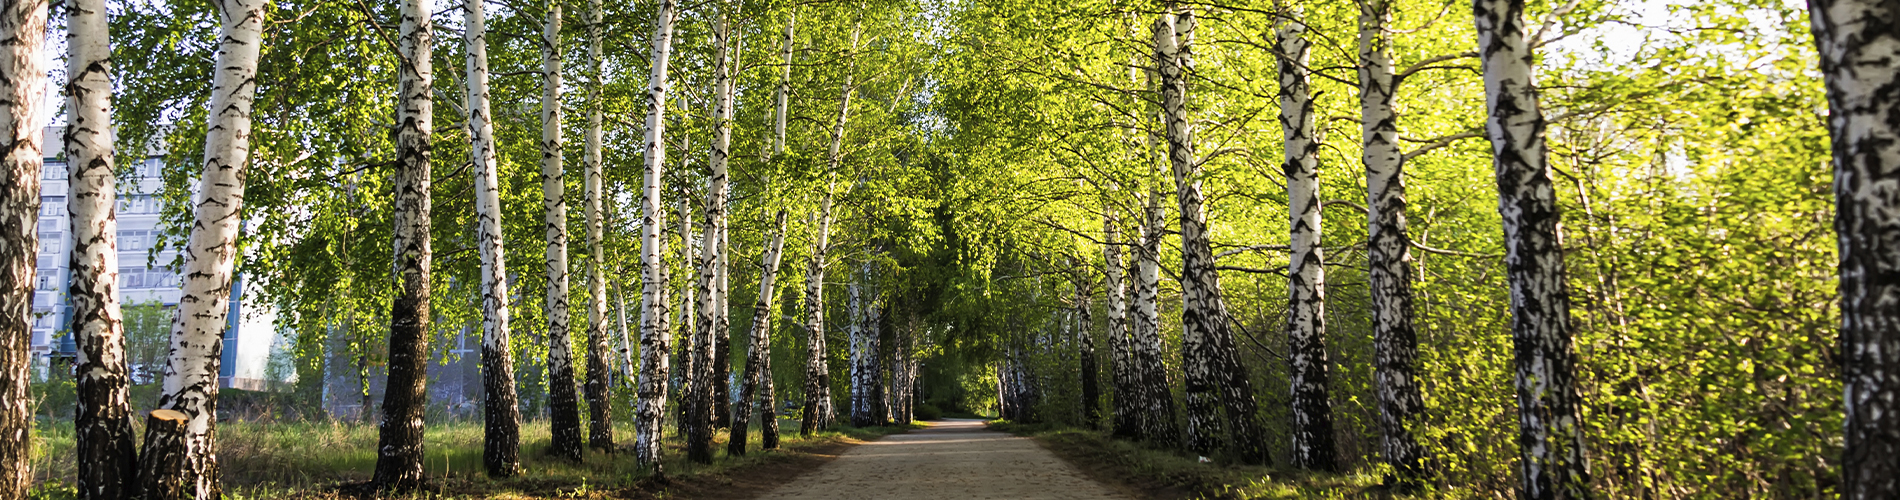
[914,403,943,421]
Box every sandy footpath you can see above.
[755,419,1130,500]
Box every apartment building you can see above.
[32,126,274,390]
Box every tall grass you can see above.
[30,417,912,499]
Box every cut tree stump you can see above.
[138,409,191,500]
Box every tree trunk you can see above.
[467,0,522,477]
[689,9,737,463]
[1156,8,1266,463]
[800,201,835,435]
[64,1,139,495]
[1472,0,1593,497]
[1132,191,1177,444]
[372,0,434,489]
[1103,215,1139,439]
[1076,285,1099,429]
[848,267,869,426]
[1273,7,1337,471]
[633,0,680,470]
[732,212,788,455]
[538,0,585,463]
[137,410,191,500]
[1814,2,1900,499]
[147,1,267,495]
[581,0,615,453]
[675,200,698,438]
[0,1,46,495]
[1358,0,1428,485]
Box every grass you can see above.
[30,417,919,499]
[986,421,1451,500]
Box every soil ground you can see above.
[751,419,1132,499]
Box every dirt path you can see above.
[754,419,1130,499]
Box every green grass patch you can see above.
[30,418,918,499]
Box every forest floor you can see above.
[26,417,919,499]
[988,422,1400,499]
[753,419,1132,499]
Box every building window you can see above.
[118,195,161,215]
[34,273,56,291]
[36,232,58,255]
[39,197,63,216]
[44,166,67,181]
[136,159,162,179]
[121,230,151,252]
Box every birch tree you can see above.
[1807,1,1900,498]
[1132,189,1176,444]
[803,12,865,436]
[1359,0,1427,484]
[1275,4,1337,471]
[731,211,788,455]
[1156,8,1265,463]
[466,0,522,477]
[0,1,46,495]
[634,0,681,470]
[64,0,137,496]
[371,0,434,489]
[1103,214,1139,439]
[1473,0,1592,497]
[539,0,586,462]
[580,0,615,452]
[688,5,738,462]
[140,1,267,496]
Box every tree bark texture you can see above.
[64,0,139,495]
[1359,0,1429,484]
[0,1,46,495]
[538,0,586,463]
[1809,1,1900,498]
[801,200,835,435]
[1103,215,1140,439]
[1133,191,1177,444]
[1275,7,1337,471]
[1473,0,1594,497]
[732,211,788,455]
[467,0,522,477]
[1076,284,1099,428]
[633,0,679,470]
[689,10,737,463]
[149,1,267,496]
[1157,9,1265,463]
[137,410,190,500]
[373,0,434,488]
[581,0,615,453]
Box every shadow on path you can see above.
[756,419,1129,499]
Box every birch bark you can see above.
[144,1,267,495]
[1157,9,1265,462]
[731,211,787,455]
[1359,0,1428,484]
[1473,0,1593,497]
[372,0,433,488]
[1812,2,1900,498]
[633,0,680,470]
[540,0,585,462]
[1103,215,1139,439]
[802,14,862,435]
[0,1,45,496]
[467,0,522,477]
[1275,7,1337,471]
[64,0,138,495]
[581,0,616,452]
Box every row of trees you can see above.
[0,0,1895,498]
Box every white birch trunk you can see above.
[1812,2,1900,498]
[581,0,615,452]
[1157,8,1265,462]
[731,211,788,454]
[148,1,267,495]
[64,1,137,495]
[633,0,680,469]
[1274,7,1337,471]
[1359,0,1428,484]
[1473,0,1592,497]
[0,0,40,490]
[467,0,521,477]
[1103,214,1139,439]
[1132,191,1176,443]
[800,201,835,435]
[372,0,434,488]
[540,0,585,462]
